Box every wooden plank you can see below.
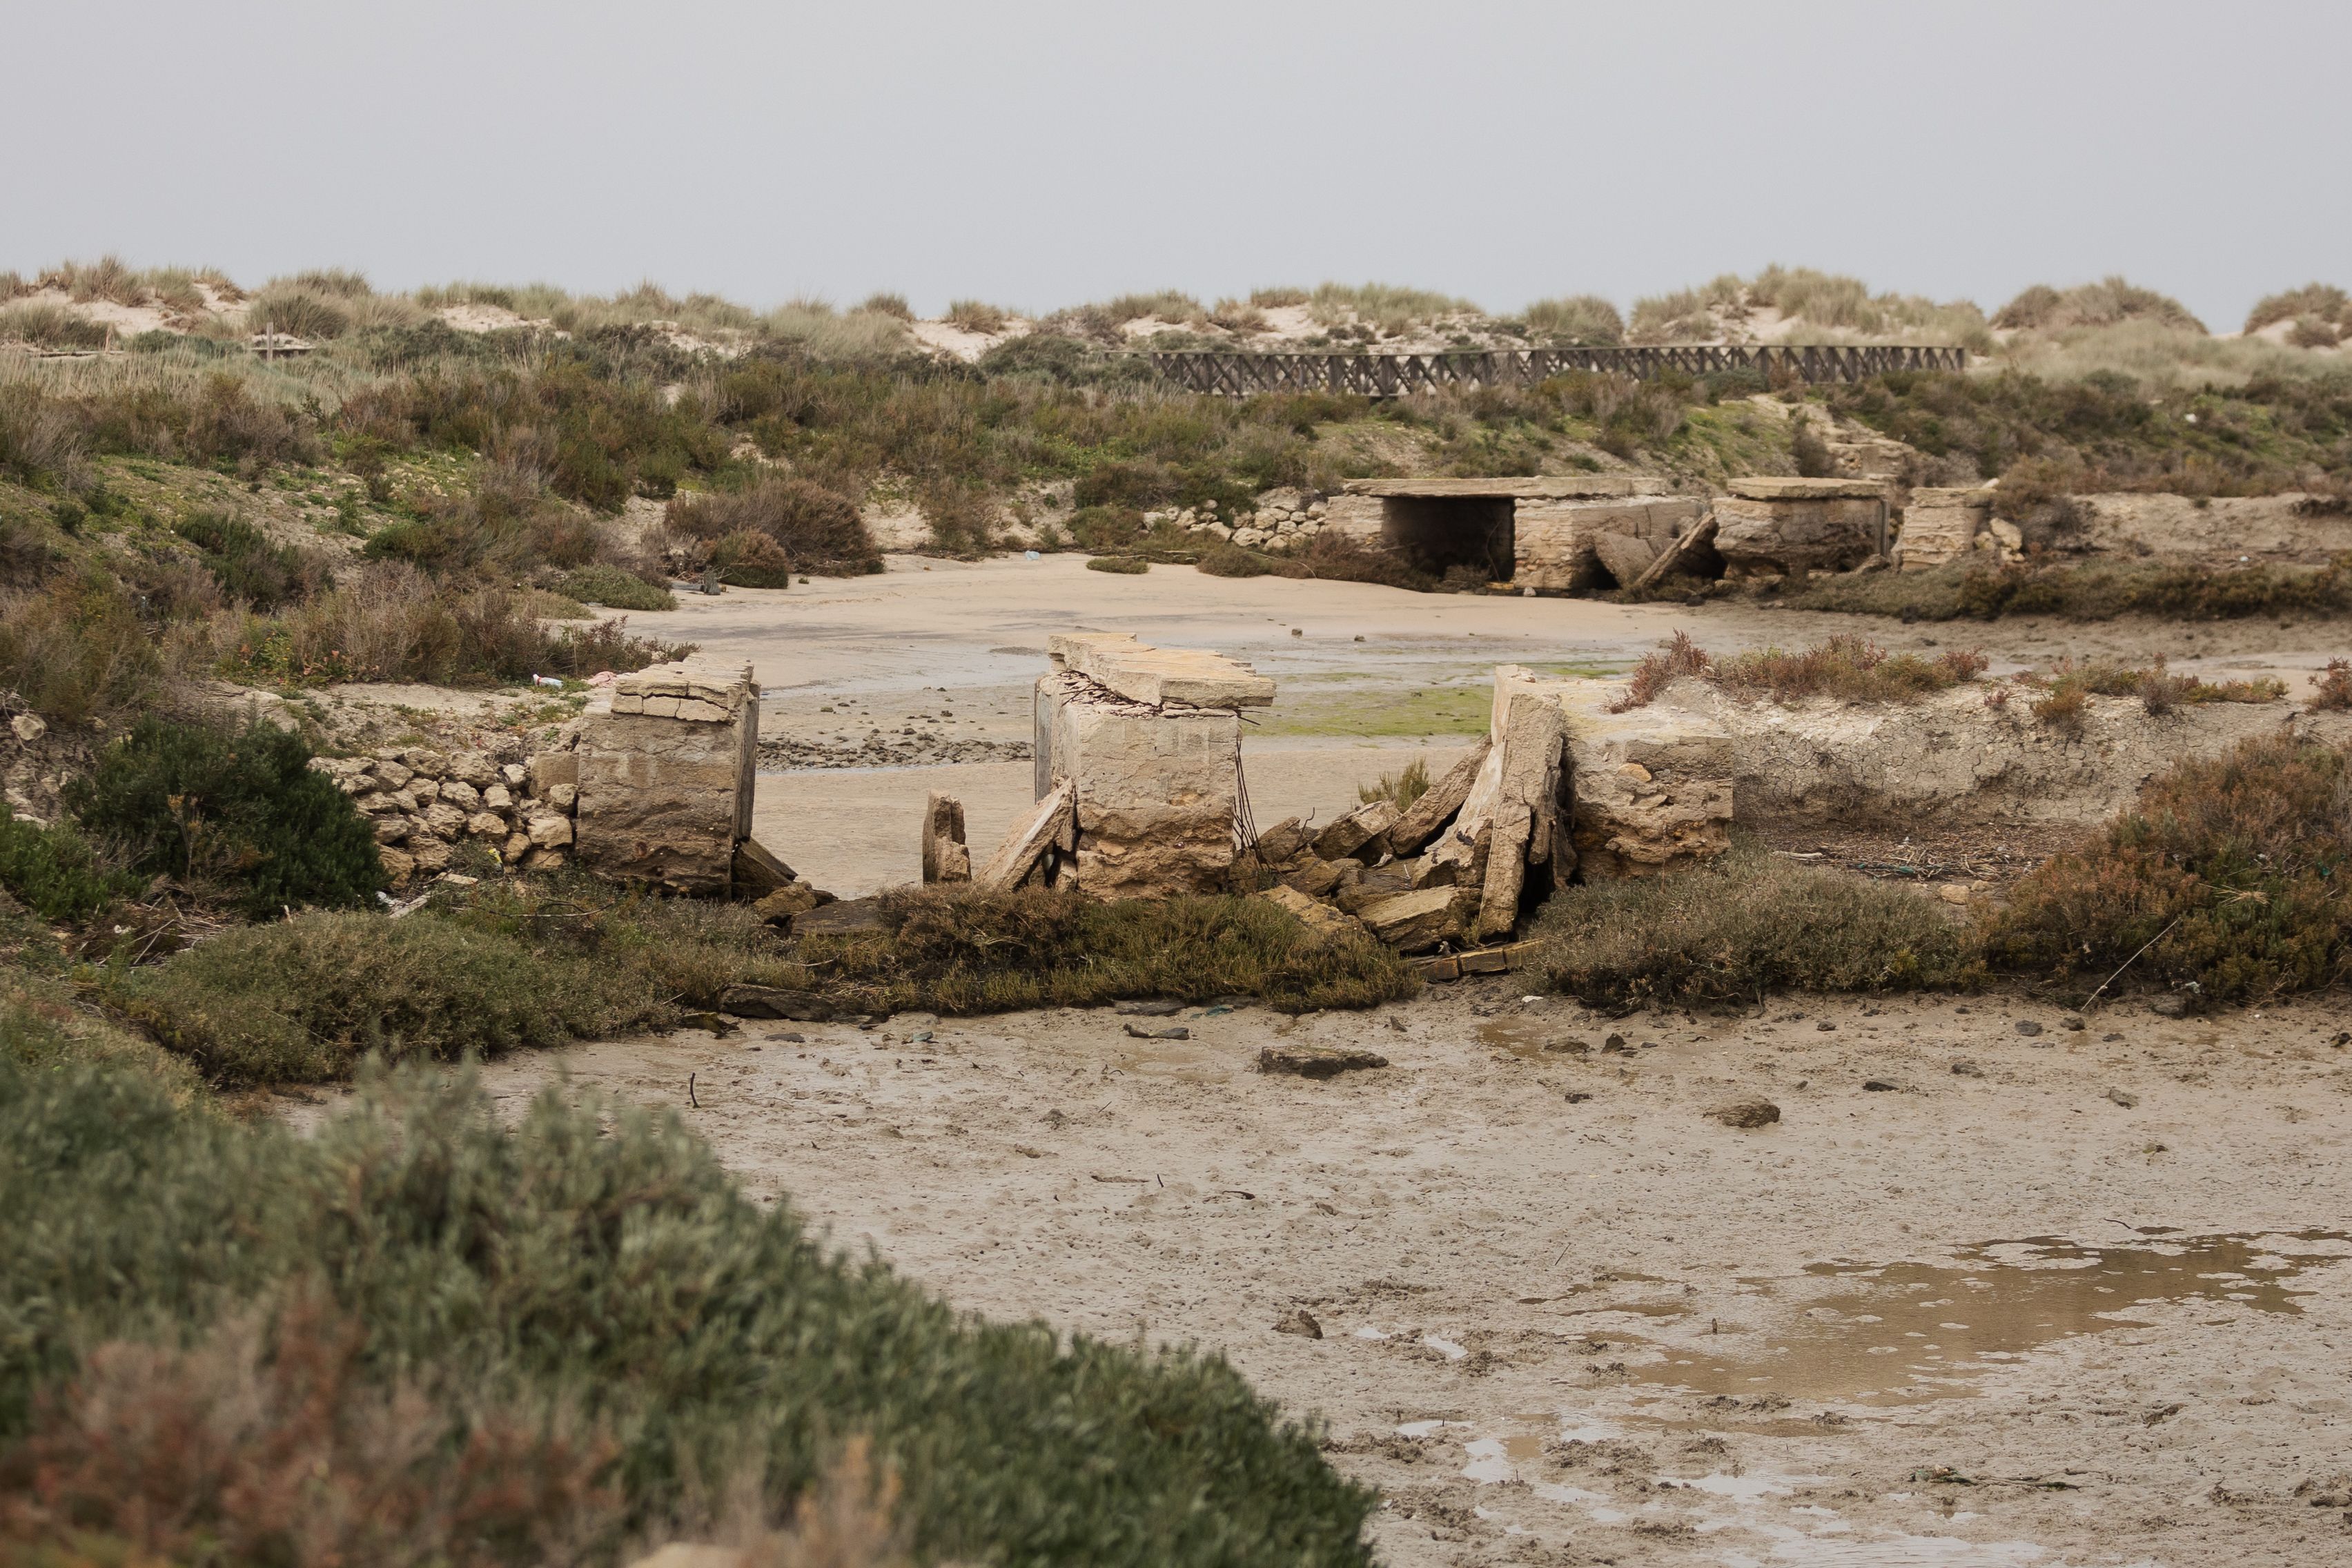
[1626,511,1719,594]
[974,781,1074,892]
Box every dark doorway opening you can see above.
[1381,497,1514,582]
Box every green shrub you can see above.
[173,509,325,611]
[712,528,795,587]
[1533,837,1980,1007]
[0,1054,1376,1567]
[67,718,384,917]
[1790,554,2352,623]
[107,910,660,1083]
[1984,734,2352,1002]
[1359,758,1429,809]
[804,886,1417,1015]
[0,571,164,725]
[1197,542,1276,578]
[0,804,140,923]
[1085,554,1148,574]
[667,477,879,574]
[558,561,676,610]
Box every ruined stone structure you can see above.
[573,660,759,896]
[313,745,576,887]
[1712,476,1890,577]
[1897,487,1997,571]
[1321,476,1705,590]
[979,634,1273,900]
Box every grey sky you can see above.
[8,1,2345,329]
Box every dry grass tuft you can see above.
[1615,632,1983,711]
[943,300,1012,335]
[1992,277,2206,335]
[1520,295,1624,346]
[1359,758,1430,810]
[2244,283,2350,337]
[2308,658,2352,712]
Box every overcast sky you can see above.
[8,1,2345,329]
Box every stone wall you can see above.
[574,660,758,896]
[312,743,576,888]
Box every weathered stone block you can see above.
[574,660,758,895]
[1046,633,1275,709]
[1543,677,1733,877]
[526,751,580,795]
[1257,883,1370,946]
[1899,487,1995,571]
[1050,694,1239,899]
[1512,498,1704,591]
[1355,887,1462,952]
[1714,493,1887,577]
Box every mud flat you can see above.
[464,982,2352,1567]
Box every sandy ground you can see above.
[277,554,2352,1561]
[456,985,2352,1567]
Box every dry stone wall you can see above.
[311,742,576,888]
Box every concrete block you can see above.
[1714,494,1887,576]
[1047,633,1275,708]
[575,660,757,895]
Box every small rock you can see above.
[1273,1309,1324,1339]
[2106,1087,2140,1109]
[2150,993,2192,1018]
[1117,999,1187,1017]
[1565,1090,1594,1104]
[2061,1013,2086,1031]
[1706,1099,1781,1128]
[1258,1044,1388,1079]
[1123,1023,1190,1041]
[1938,883,1970,905]
[1816,1019,1836,1032]
[10,713,47,743]
[1862,1079,1898,1092]
[1952,1060,1983,1077]
[2014,1019,2044,1037]
[767,1032,805,1043]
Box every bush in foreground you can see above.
[0,1055,1375,1567]
[1533,838,1980,1008]
[1983,734,2352,1002]
[69,718,384,918]
[802,885,1418,1015]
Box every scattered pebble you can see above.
[2107,1087,2141,1108]
[1257,1044,1388,1079]
[1124,1023,1190,1041]
[1706,1099,1781,1128]
[2015,1020,2044,1037]
[1862,1079,1899,1092]
[1952,1061,1983,1077]
[1273,1309,1324,1339]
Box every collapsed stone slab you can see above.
[1524,672,1734,877]
[575,660,758,895]
[1009,636,1271,900]
[1714,476,1889,578]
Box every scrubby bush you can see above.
[2309,658,2352,712]
[1614,631,1985,709]
[1359,758,1429,810]
[174,509,329,610]
[0,301,111,350]
[1993,277,2205,334]
[712,527,794,587]
[558,561,675,611]
[803,885,1417,1015]
[1521,294,1624,346]
[1085,554,1148,574]
[66,718,383,918]
[1197,542,1276,578]
[107,910,656,1083]
[0,571,164,724]
[0,1054,1377,1567]
[943,300,1010,334]
[1790,553,2352,623]
[0,805,140,923]
[667,478,879,574]
[1535,837,1979,1007]
[1985,734,2352,1002]
[2246,283,2351,337]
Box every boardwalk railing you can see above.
[1150,343,1966,397]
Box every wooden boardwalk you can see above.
[1151,343,1965,396]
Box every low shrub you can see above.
[558,561,676,611]
[1197,542,1276,578]
[1281,532,1436,591]
[2021,659,2284,732]
[1085,554,1148,574]
[0,804,140,923]
[1533,837,1980,1007]
[667,478,879,574]
[1614,631,1984,709]
[174,509,329,611]
[802,886,1418,1015]
[712,528,794,587]
[2309,658,2352,712]
[107,910,658,1083]
[1790,555,2352,623]
[1984,734,2352,1002]
[67,718,384,918]
[0,571,165,725]
[1520,295,1623,346]
[0,1054,1377,1567]
[943,300,1010,334]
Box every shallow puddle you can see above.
[1634,1231,2352,1405]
